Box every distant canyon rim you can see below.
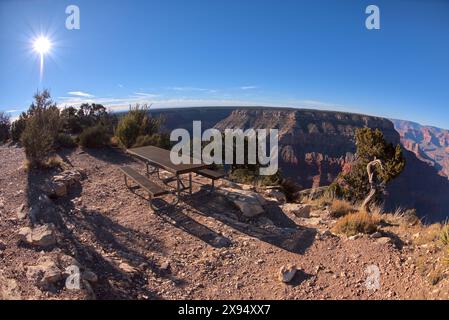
[142,106,449,222]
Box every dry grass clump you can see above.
[329,199,354,218]
[332,210,381,236]
[413,223,444,246]
[303,195,333,209]
[25,154,71,171]
[440,223,449,247]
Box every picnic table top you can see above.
[127,145,209,175]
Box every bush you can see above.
[78,125,109,148]
[22,108,60,167]
[332,210,380,236]
[133,133,170,149]
[115,104,164,148]
[10,112,28,142]
[115,116,141,148]
[0,111,11,143]
[55,133,76,149]
[21,91,61,167]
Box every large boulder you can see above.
[282,203,312,218]
[264,188,287,203]
[217,187,265,218]
[18,224,57,247]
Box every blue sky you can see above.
[0,0,448,128]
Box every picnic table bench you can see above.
[121,145,226,210]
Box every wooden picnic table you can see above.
[127,145,209,198]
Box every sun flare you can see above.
[33,36,52,55]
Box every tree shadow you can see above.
[81,147,136,165]
[25,166,186,299]
[182,190,317,255]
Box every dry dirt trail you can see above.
[0,145,448,300]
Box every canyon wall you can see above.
[151,107,449,221]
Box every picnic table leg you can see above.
[189,173,192,195]
[176,175,181,200]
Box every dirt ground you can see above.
[0,144,448,300]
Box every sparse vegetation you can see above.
[333,210,380,236]
[413,223,443,246]
[0,111,11,143]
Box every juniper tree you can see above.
[331,127,405,205]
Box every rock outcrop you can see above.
[392,119,449,179]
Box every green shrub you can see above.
[333,128,405,202]
[21,107,60,167]
[10,112,28,142]
[78,125,109,148]
[115,116,140,148]
[55,133,76,148]
[132,133,171,149]
[0,112,10,143]
[115,104,164,148]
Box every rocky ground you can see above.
[0,144,448,300]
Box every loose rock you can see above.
[18,224,57,247]
[278,264,297,283]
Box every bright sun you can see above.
[33,36,51,55]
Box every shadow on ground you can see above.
[25,157,184,299]
[171,188,317,255]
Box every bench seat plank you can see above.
[120,166,166,197]
[195,168,226,180]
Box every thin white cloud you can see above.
[117,84,124,88]
[133,92,160,98]
[68,91,94,98]
[240,86,258,90]
[168,86,217,93]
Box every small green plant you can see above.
[78,125,109,148]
